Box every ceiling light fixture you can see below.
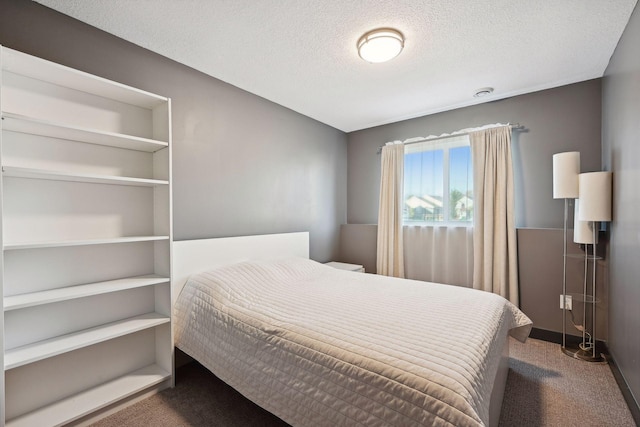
[357,28,405,63]
[474,87,494,98]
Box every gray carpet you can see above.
[91,338,636,426]
[500,338,636,427]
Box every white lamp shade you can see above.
[573,199,597,244]
[553,152,580,199]
[578,172,612,222]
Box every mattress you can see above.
[174,257,532,426]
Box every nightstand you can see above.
[324,261,365,273]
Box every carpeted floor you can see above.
[91,338,636,426]
[499,338,635,426]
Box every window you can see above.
[403,135,473,224]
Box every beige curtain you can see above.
[403,225,473,286]
[470,126,519,305]
[377,143,405,277]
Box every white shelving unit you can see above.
[1,46,173,426]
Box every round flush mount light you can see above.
[474,87,494,98]
[357,28,405,63]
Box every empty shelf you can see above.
[5,364,171,427]
[2,112,168,152]
[5,312,170,370]
[2,46,167,109]
[3,166,169,187]
[4,275,170,311]
[4,236,169,251]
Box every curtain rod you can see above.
[376,123,524,154]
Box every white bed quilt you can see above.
[174,258,532,426]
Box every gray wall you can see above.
[0,0,347,261]
[340,224,378,274]
[347,80,602,228]
[602,2,640,411]
[517,228,608,341]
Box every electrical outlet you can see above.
[560,294,573,310]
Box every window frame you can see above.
[403,135,473,226]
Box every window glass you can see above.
[449,146,473,221]
[403,135,473,225]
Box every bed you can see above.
[172,232,532,426]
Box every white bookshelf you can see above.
[1,46,173,425]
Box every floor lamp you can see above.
[570,199,599,360]
[553,152,580,353]
[576,171,612,362]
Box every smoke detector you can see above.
[474,87,494,98]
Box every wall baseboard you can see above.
[528,327,562,344]
[607,353,640,426]
[529,327,607,351]
[530,327,639,425]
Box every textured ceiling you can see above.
[35,0,637,132]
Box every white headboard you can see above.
[172,232,309,303]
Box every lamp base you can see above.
[561,343,606,363]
